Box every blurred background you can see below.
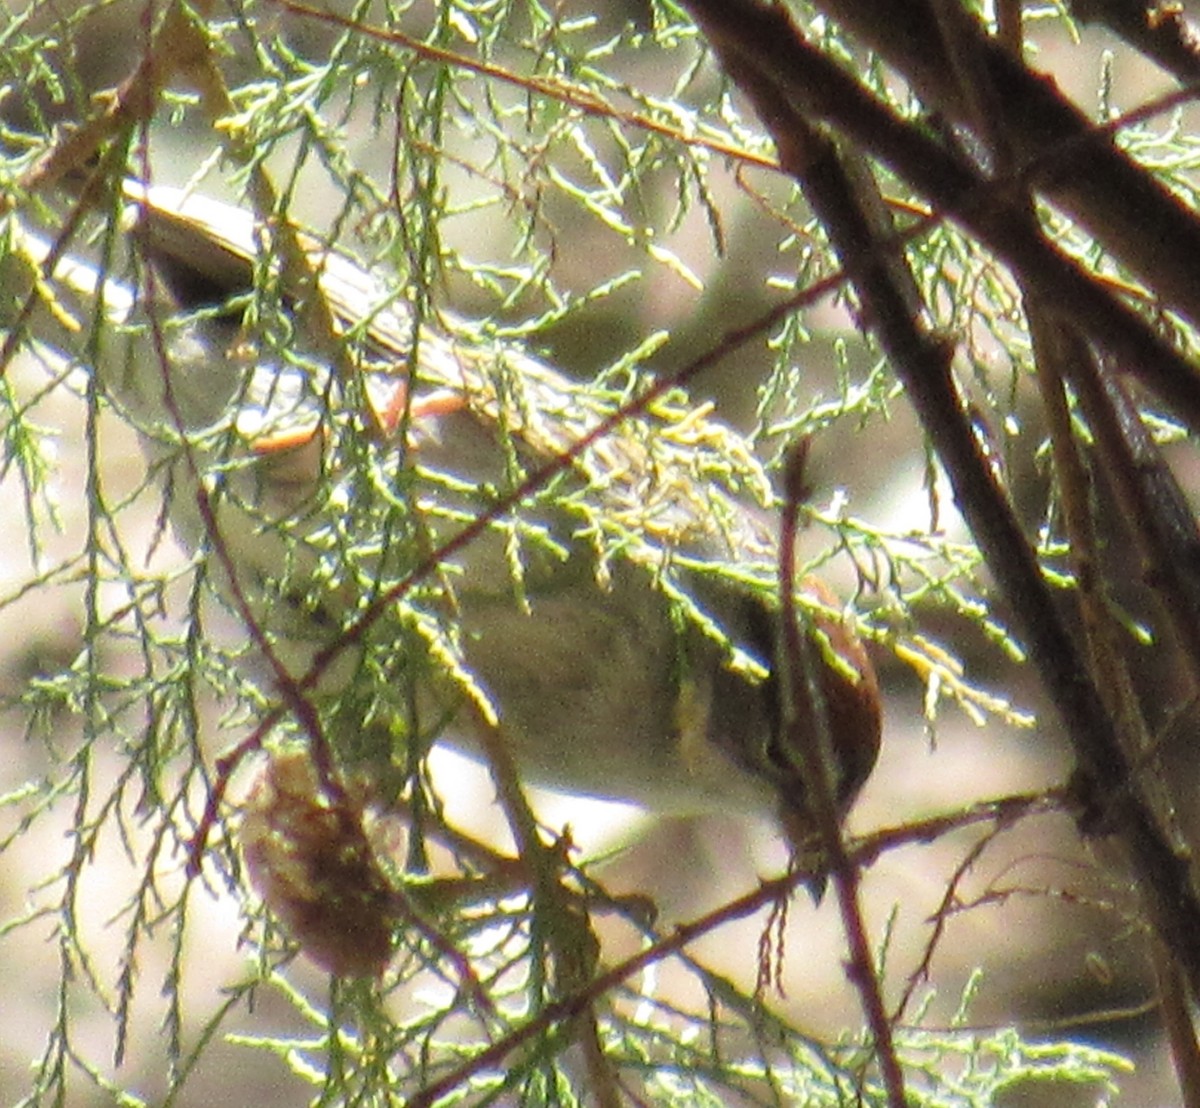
[2,0,1197,1103]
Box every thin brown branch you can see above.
[813,0,1200,327]
[1024,322,1200,1097]
[1070,363,1200,683]
[1151,934,1200,1108]
[685,0,1200,430]
[895,817,1006,1023]
[272,0,778,173]
[1070,0,1200,84]
[405,864,815,1108]
[13,1,216,200]
[779,447,903,1100]
[1029,317,1137,732]
[405,787,1061,1107]
[851,791,1068,869]
[973,0,1200,1082]
[682,0,1200,1007]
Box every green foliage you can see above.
[0,0,1164,1104]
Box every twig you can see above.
[814,0,1200,328]
[681,0,1200,1009]
[1070,0,1200,85]
[778,444,906,1105]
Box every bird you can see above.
[3,180,882,935]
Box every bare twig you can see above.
[1070,0,1200,85]
[778,443,906,1106]
[682,0,1200,1008]
[814,0,1200,327]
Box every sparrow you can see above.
[2,181,882,917]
